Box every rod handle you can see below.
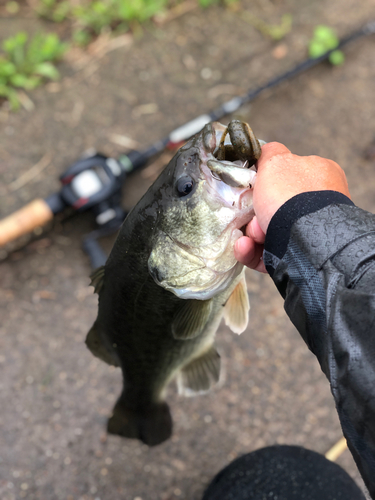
[0,199,54,246]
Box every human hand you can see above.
[234,142,351,273]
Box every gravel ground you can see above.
[0,1,375,499]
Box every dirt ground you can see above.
[0,1,375,499]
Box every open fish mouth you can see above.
[200,121,264,223]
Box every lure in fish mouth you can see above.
[86,120,265,446]
[148,120,265,301]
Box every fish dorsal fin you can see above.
[86,322,120,367]
[90,266,105,294]
[223,274,250,334]
[177,345,220,395]
[172,299,212,340]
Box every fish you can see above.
[86,119,264,446]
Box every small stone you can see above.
[201,67,212,80]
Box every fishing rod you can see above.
[0,20,374,269]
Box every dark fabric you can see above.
[264,194,375,498]
[264,190,354,277]
[202,445,365,500]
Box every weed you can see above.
[0,31,68,109]
[35,0,237,45]
[242,12,292,41]
[36,0,71,22]
[309,25,344,65]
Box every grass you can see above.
[1,0,236,109]
[0,31,68,109]
[35,0,237,45]
[0,2,344,111]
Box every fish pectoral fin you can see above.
[172,299,212,340]
[223,274,250,334]
[177,345,220,395]
[85,322,120,367]
[90,265,105,294]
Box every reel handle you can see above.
[0,199,54,246]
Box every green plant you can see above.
[36,0,71,22]
[35,0,172,44]
[73,0,170,43]
[34,0,237,46]
[0,31,68,110]
[243,12,292,41]
[309,25,344,65]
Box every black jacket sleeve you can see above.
[263,190,375,498]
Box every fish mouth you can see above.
[200,122,260,225]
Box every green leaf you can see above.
[3,32,27,67]
[0,84,20,109]
[0,60,16,77]
[9,73,41,89]
[34,62,60,79]
[314,25,337,45]
[309,40,327,58]
[329,50,345,66]
[309,24,340,59]
[52,1,71,22]
[72,30,92,46]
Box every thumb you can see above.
[246,216,266,244]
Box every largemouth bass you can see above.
[86,120,263,446]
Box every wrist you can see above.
[264,190,354,263]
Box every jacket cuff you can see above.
[264,191,354,262]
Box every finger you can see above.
[234,236,264,270]
[257,142,291,168]
[254,258,267,274]
[246,216,266,244]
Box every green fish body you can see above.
[87,120,262,446]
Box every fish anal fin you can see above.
[90,266,105,294]
[177,345,220,396]
[224,274,250,334]
[85,322,120,367]
[172,299,212,340]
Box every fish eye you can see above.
[176,176,195,197]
